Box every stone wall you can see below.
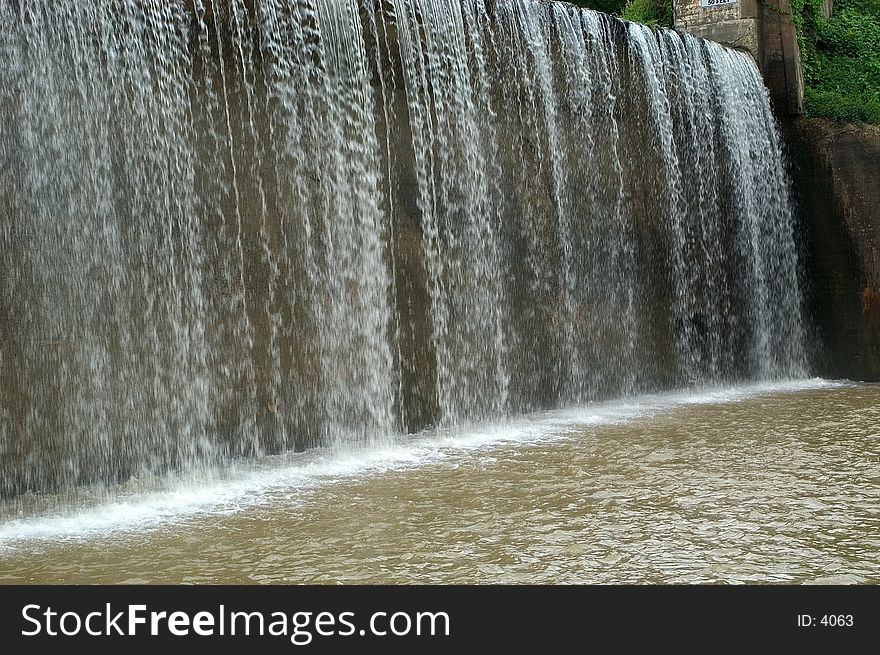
[785,119,880,381]
[676,0,743,27]
[675,0,758,56]
[760,0,804,116]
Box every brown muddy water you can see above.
[0,380,877,584]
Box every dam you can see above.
[0,0,806,496]
[0,0,875,585]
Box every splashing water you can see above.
[0,0,807,500]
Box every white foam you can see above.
[0,378,844,551]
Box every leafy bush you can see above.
[569,0,674,27]
[793,0,880,123]
[621,0,674,26]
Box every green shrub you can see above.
[794,0,880,124]
[621,0,674,26]
[568,0,674,27]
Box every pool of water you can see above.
[1,379,877,584]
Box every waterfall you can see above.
[0,0,806,499]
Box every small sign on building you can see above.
[700,0,738,6]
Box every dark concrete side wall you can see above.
[785,118,880,380]
[760,0,804,115]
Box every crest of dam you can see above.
[0,0,807,499]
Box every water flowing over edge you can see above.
[0,0,808,501]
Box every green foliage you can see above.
[793,0,880,123]
[621,0,674,26]
[568,0,673,27]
